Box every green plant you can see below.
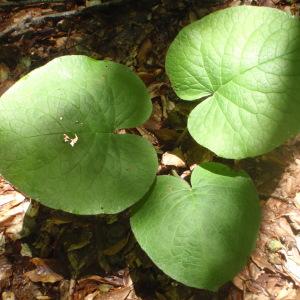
[0,55,158,214]
[131,163,260,291]
[166,6,300,159]
[0,7,270,290]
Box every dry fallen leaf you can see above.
[136,127,159,146]
[0,255,12,290]
[233,139,300,298]
[1,291,15,300]
[0,64,9,83]
[0,189,29,240]
[103,234,130,256]
[74,269,141,300]
[161,149,186,168]
[143,102,163,131]
[24,258,64,283]
[137,38,152,65]
[148,82,167,99]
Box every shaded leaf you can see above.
[131,162,260,291]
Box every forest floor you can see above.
[1,0,300,299]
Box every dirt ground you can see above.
[1,0,300,299]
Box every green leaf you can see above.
[0,55,158,214]
[166,6,300,158]
[131,162,260,291]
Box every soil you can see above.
[1,0,300,299]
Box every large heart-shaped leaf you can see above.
[166,6,300,159]
[131,163,260,291]
[0,55,158,214]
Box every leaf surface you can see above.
[166,6,300,158]
[0,55,158,214]
[131,163,260,291]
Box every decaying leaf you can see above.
[1,291,15,300]
[233,150,300,298]
[74,269,141,300]
[0,255,12,290]
[24,258,64,283]
[103,234,130,256]
[161,149,186,168]
[137,38,152,64]
[0,184,29,240]
[0,64,9,83]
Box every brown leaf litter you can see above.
[230,136,300,299]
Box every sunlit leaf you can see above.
[0,55,157,214]
[166,6,300,158]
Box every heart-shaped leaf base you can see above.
[131,163,260,291]
[166,6,300,158]
[0,55,158,214]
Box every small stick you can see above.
[0,0,128,9]
[259,193,290,202]
[0,10,81,40]
[0,0,131,40]
[0,0,65,9]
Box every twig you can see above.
[0,0,128,9]
[259,193,290,202]
[0,0,131,40]
[68,278,76,298]
[0,0,65,9]
[0,10,81,40]
[81,0,131,14]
